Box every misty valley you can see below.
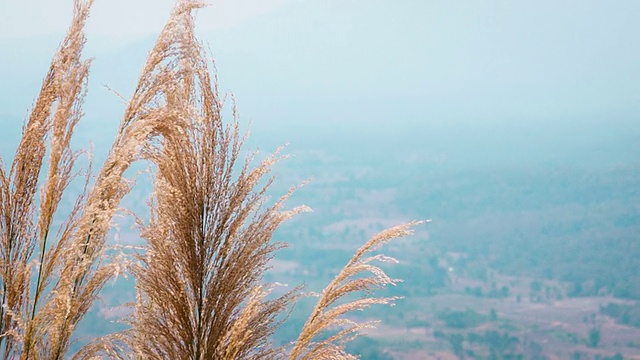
[53,118,639,359]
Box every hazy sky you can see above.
[0,0,294,40]
[2,1,640,134]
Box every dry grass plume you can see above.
[289,222,423,360]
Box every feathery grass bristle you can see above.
[290,222,423,360]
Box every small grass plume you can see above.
[0,0,96,357]
[1,0,424,359]
[290,222,423,360]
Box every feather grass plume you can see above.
[290,222,423,360]
[0,0,95,357]
[117,4,307,358]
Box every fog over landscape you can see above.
[1,1,639,358]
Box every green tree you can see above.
[489,308,498,322]
[588,327,601,348]
[448,333,465,359]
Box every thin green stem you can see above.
[31,227,50,320]
[23,227,51,360]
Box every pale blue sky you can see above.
[1,0,640,149]
[0,0,293,40]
